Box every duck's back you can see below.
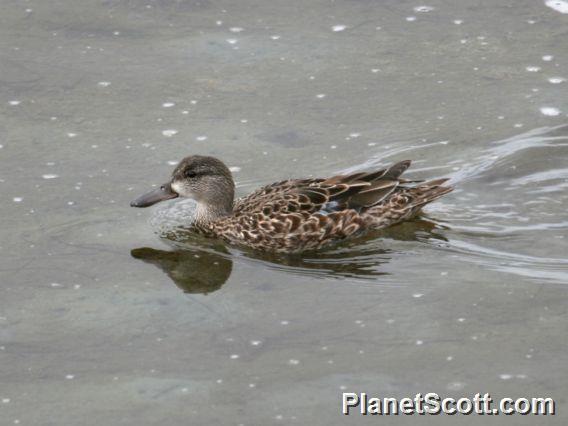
[204,161,452,252]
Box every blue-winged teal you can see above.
[131,155,452,253]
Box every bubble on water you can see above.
[229,27,244,33]
[65,374,75,380]
[229,166,241,172]
[548,76,565,84]
[316,93,326,99]
[67,132,77,138]
[162,129,178,137]
[190,100,197,104]
[0,144,3,149]
[406,16,417,21]
[349,132,361,138]
[196,135,207,141]
[371,68,380,73]
[226,38,238,44]
[332,25,347,32]
[540,106,561,116]
[499,374,512,380]
[416,340,424,345]
[230,354,239,359]
[270,35,281,40]
[542,55,554,61]
[447,382,465,391]
[414,5,434,12]
[9,100,21,106]
[280,320,289,325]
[42,174,59,179]
[446,356,453,361]
[453,19,463,25]
[458,317,466,322]
[250,340,261,346]
[288,359,300,365]
[412,293,424,298]
[162,102,175,108]
[2,398,10,403]
[545,0,568,14]
[216,20,223,26]
[13,197,23,203]
[167,160,178,166]
[97,81,111,87]
[525,66,541,72]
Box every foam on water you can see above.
[42,174,59,179]
[545,0,568,13]
[548,77,565,84]
[331,25,347,32]
[162,129,178,137]
[540,107,561,116]
[414,6,434,12]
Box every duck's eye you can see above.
[185,171,197,179]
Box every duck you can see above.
[130,155,452,253]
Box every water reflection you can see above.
[131,246,233,294]
[131,218,447,294]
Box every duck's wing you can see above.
[233,160,414,216]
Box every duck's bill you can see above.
[130,183,178,207]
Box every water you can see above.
[1,0,567,424]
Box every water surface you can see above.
[1,0,567,424]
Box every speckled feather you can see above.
[194,160,453,253]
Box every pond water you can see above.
[1,0,567,424]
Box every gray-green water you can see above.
[1,0,568,424]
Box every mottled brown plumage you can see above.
[131,155,453,253]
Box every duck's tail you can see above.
[407,178,453,212]
[364,178,453,227]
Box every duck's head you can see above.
[130,155,235,217]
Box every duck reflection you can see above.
[131,218,447,295]
[131,245,232,294]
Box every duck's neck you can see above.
[194,201,232,226]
